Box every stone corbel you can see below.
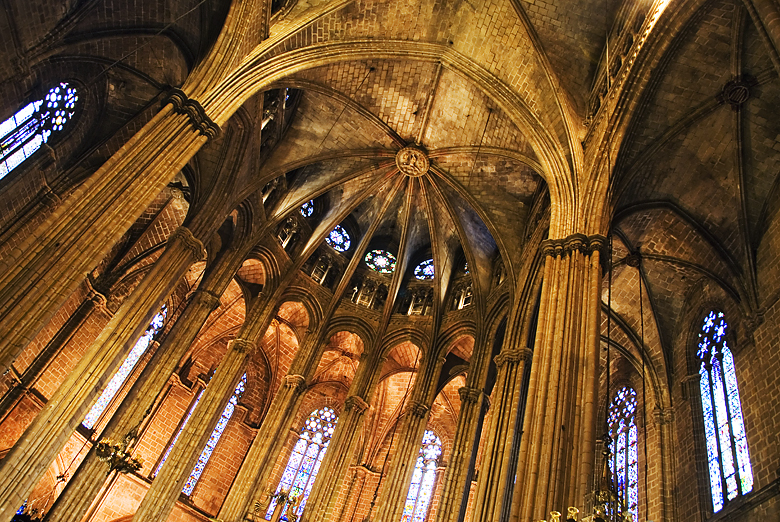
[167,226,206,261]
[493,346,533,368]
[457,386,482,404]
[653,406,674,427]
[409,401,429,419]
[196,289,223,311]
[164,88,221,140]
[229,338,257,354]
[345,395,370,413]
[284,374,307,392]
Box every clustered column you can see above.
[510,234,604,521]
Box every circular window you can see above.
[326,225,351,252]
[300,200,314,217]
[365,249,397,274]
[414,259,434,280]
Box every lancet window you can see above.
[697,311,752,512]
[182,373,247,496]
[1,82,78,180]
[607,386,638,521]
[265,407,338,521]
[82,306,167,429]
[153,388,205,477]
[401,430,442,522]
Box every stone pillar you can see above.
[44,240,249,522]
[301,349,388,522]
[434,386,487,522]
[0,226,206,520]
[302,395,371,522]
[509,234,604,522]
[0,99,218,376]
[131,336,255,522]
[372,399,432,522]
[0,285,107,422]
[470,348,533,522]
[218,373,308,522]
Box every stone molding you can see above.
[653,407,674,426]
[458,386,482,404]
[680,373,700,401]
[409,401,429,419]
[345,395,370,413]
[494,346,533,368]
[284,374,306,391]
[164,88,221,140]
[229,338,256,354]
[540,233,607,258]
[196,289,222,311]
[167,226,206,262]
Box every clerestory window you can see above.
[401,429,442,522]
[607,386,639,521]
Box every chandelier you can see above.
[95,432,144,475]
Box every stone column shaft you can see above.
[470,349,532,522]
[509,235,603,522]
[304,395,371,522]
[219,373,308,522]
[434,386,485,522]
[0,226,205,520]
[0,286,105,421]
[131,337,252,522]
[44,241,247,522]
[0,104,213,376]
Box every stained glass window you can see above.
[326,225,351,252]
[365,249,396,274]
[182,373,247,496]
[414,259,434,280]
[401,430,442,522]
[300,200,315,217]
[1,83,78,180]
[464,262,469,274]
[82,306,167,429]
[607,386,638,521]
[697,311,752,512]
[153,388,205,477]
[265,407,338,521]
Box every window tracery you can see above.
[1,82,78,180]
[265,407,338,521]
[182,373,247,496]
[82,306,167,429]
[326,225,351,252]
[607,386,638,521]
[414,259,434,280]
[401,429,442,522]
[300,200,315,217]
[365,249,396,274]
[697,310,752,512]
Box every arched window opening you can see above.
[1,82,78,180]
[182,373,247,496]
[697,311,752,512]
[265,407,338,521]
[153,388,205,477]
[365,249,396,274]
[401,429,442,522]
[607,386,638,521]
[82,306,167,429]
[326,225,351,252]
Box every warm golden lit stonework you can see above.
[395,146,429,177]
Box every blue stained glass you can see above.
[300,200,315,217]
[182,373,246,496]
[16,501,27,515]
[365,249,397,274]
[401,430,442,522]
[154,388,205,477]
[83,306,167,429]
[1,83,78,180]
[697,311,752,512]
[326,225,351,252]
[608,386,638,522]
[266,407,338,521]
[414,259,435,280]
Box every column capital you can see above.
[540,233,607,258]
[345,395,370,413]
[229,338,256,354]
[458,386,482,404]
[195,289,222,311]
[494,347,533,368]
[653,407,674,426]
[167,226,206,261]
[284,374,306,391]
[408,401,429,419]
[164,88,221,140]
